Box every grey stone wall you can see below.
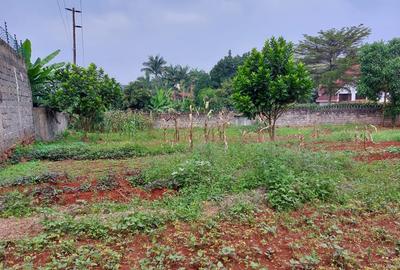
[0,39,34,154]
[153,109,399,128]
[33,107,68,141]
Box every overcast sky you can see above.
[2,0,400,84]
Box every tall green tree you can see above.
[233,37,313,140]
[49,63,123,131]
[297,25,371,103]
[210,50,247,87]
[188,69,212,97]
[163,65,190,93]
[141,55,167,79]
[358,39,400,124]
[124,78,152,110]
[21,39,64,106]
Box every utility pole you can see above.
[65,7,82,65]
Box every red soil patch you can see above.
[308,140,400,152]
[355,152,400,162]
[3,207,400,269]
[54,178,172,206]
[120,209,400,269]
[304,141,400,162]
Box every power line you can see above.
[62,0,71,38]
[56,0,70,44]
[79,0,85,65]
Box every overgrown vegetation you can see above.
[1,124,400,268]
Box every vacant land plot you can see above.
[1,124,400,269]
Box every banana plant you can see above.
[21,39,64,106]
[149,88,173,113]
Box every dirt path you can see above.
[0,216,42,241]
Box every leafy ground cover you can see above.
[1,124,400,269]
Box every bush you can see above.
[0,192,33,217]
[249,148,342,211]
[293,102,383,112]
[171,159,213,188]
[10,142,185,163]
[43,216,109,239]
[103,111,153,134]
[114,212,166,233]
[0,172,67,188]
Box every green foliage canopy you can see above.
[210,50,247,88]
[49,63,123,131]
[149,89,173,113]
[358,38,400,123]
[124,79,152,110]
[21,39,64,107]
[297,25,371,102]
[233,37,313,139]
[141,55,167,79]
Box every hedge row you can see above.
[10,143,186,163]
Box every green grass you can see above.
[343,161,400,209]
[2,124,400,269]
[0,161,48,184]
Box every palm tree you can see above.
[163,65,190,89]
[141,55,167,79]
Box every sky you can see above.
[1,0,400,84]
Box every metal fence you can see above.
[0,21,23,56]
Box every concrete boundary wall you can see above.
[0,39,34,155]
[33,107,69,141]
[153,109,400,128]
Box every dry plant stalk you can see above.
[223,122,228,151]
[203,101,213,144]
[312,124,320,139]
[298,134,305,149]
[257,113,271,142]
[354,125,377,150]
[162,118,167,143]
[189,105,194,150]
[219,111,231,151]
[174,116,180,142]
[241,130,247,143]
[217,118,223,141]
[257,126,269,143]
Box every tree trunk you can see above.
[382,91,387,127]
[174,117,179,142]
[189,110,193,150]
[204,118,208,143]
[267,117,276,141]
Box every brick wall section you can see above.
[153,109,399,128]
[0,39,34,154]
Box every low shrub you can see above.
[43,211,166,239]
[0,192,33,217]
[249,148,343,211]
[171,159,213,188]
[114,212,166,233]
[10,142,185,163]
[0,172,67,188]
[44,244,121,270]
[43,216,109,239]
[137,144,347,212]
